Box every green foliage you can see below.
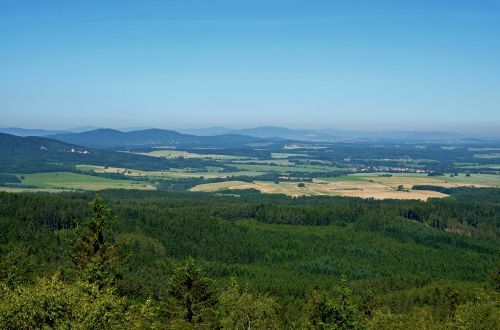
[167,257,217,325]
[450,290,500,329]
[73,196,118,287]
[217,277,280,329]
[307,276,363,329]
[0,274,158,329]
[368,290,500,330]
[0,244,37,289]
[0,190,499,327]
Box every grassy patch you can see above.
[14,172,155,191]
[473,153,500,159]
[137,150,248,160]
[270,152,307,159]
[77,164,262,179]
[233,164,333,173]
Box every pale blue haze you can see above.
[1,0,499,133]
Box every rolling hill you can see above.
[0,133,197,173]
[48,128,265,149]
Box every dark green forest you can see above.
[0,190,498,329]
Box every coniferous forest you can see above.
[0,189,498,329]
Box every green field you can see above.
[457,164,500,169]
[232,163,340,173]
[473,153,500,159]
[8,172,155,191]
[77,164,263,179]
[270,152,307,159]
[233,159,295,166]
[343,172,500,186]
[444,173,500,185]
[137,149,249,160]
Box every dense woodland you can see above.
[0,189,498,328]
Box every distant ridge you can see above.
[0,127,70,137]
[176,126,473,142]
[48,128,264,149]
[4,126,494,144]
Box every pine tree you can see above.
[308,275,362,329]
[73,196,118,288]
[168,257,217,325]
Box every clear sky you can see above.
[1,0,499,133]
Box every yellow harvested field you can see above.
[347,173,499,188]
[136,150,246,160]
[189,180,449,201]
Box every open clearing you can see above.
[0,187,72,193]
[270,152,307,159]
[190,173,500,200]
[10,172,155,191]
[136,150,248,160]
[473,153,500,159]
[342,173,500,188]
[189,180,449,200]
[77,165,262,179]
[232,163,337,173]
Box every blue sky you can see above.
[1,0,499,133]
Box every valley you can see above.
[1,129,500,199]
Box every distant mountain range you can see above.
[2,125,497,144]
[0,127,71,137]
[177,126,340,140]
[0,126,100,137]
[47,128,265,149]
[177,126,474,142]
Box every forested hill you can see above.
[0,190,498,328]
[0,133,212,173]
[48,128,267,149]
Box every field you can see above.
[473,153,500,159]
[189,180,448,200]
[137,150,248,160]
[355,172,500,187]
[74,163,500,200]
[76,164,262,179]
[6,136,498,200]
[190,173,500,200]
[0,187,71,193]
[0,172,155,191]
[232,163,337,173]
[270,152,307,159]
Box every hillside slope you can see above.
[48,128,264,149]
[0,133,181,172]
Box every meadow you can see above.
[76,164,262,179]
[189,173,500,200]
[0,172,155,191]
[137,149,248,160]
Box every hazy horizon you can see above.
[1,1,499,135]
[1,123,499,138]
